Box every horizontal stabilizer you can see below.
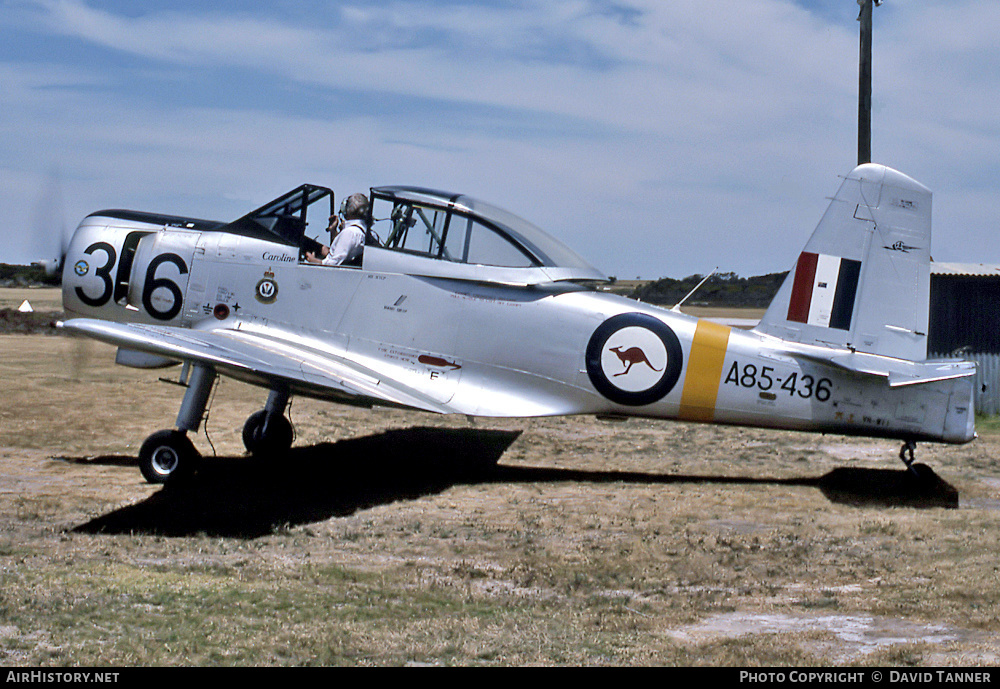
[786,347,975,387]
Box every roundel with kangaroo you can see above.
[585,312,683,406]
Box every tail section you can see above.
[756,164,932,361]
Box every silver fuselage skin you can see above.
[62,216,976,446]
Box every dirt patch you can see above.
[665,612,987,664]
[0,309,62,335]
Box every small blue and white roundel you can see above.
[585,313,683,406]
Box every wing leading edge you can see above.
[59,318,455,414]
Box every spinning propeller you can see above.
[28,168,70,278]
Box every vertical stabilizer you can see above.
[755,164,931,361]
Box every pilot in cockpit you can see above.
[305,193,369,267]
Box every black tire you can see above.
[138,430,198,484]
[242,410,294,456]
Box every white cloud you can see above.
[2,0,998,277]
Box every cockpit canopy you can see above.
[368,187,596,271]
[92,183,608,285]
[223,184,335,251]
[220,184,605,283]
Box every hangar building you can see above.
[929,263,1000,414]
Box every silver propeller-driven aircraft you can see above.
[53,163,976,483]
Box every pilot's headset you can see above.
[329,196,356,240]
[342,193,369,222]
[327,197,348,235]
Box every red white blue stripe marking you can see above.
[786,252,861,331]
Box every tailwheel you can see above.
[899,440,919,475]
[139,429,199,484]
[899,439,916,465]
[242,410,294,457]
[898,439,945,491]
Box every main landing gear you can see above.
[137,364,294,484]
[138,363,214,485]
[138,429,198,484]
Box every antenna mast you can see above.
[857,0,881,165]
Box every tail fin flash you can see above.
[756,164,931,361]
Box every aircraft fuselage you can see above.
[63,215,976,446]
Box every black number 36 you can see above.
[76,242,187,321]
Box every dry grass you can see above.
[2,328,1000,666]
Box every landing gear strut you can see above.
[242,387,294,457]
[138,363,215,484]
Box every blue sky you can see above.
[2,0,999,279]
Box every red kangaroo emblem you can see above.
[608,346,662,376]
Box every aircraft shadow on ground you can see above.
[71,426,958,538]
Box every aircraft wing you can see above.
[59,318,455,414]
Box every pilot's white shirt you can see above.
[321,218,365,266]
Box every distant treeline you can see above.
[0,263,59,286]
[0,261,787,308]
[628,271,787,308]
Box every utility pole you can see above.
[857,0,880,165]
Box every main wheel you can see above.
[138,430,199,484]
[242,410,294,456]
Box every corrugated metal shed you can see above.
[928,264,1000,356]
[929,262,1000,414]
[937,352,1000,415]
[931,262,1000,277]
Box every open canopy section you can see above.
[222,184,335,248]
[369,186,604,279]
